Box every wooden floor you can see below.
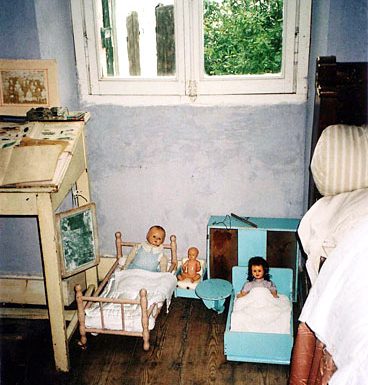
[0,297,291,385]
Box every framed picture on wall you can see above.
[0,59,60,115]
[56,203,99,278]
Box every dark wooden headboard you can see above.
[308,56,368,207]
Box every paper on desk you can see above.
[0,144,64,186]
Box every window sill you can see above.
[79,92,308,107]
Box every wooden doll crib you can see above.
[75,231,178,351]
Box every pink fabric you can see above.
[289,323,336,385]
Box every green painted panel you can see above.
[56,203,99,278]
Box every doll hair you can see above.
[247,256,271,282]
[148,225,166,239]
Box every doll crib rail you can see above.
[75,231,178,351]
[75,282,158,351]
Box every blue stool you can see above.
[195,278,233,314]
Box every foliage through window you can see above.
[71,0,311,102]
[204,0,283,76]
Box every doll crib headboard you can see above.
[308,56,368,207]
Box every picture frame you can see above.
[0,59,60,115]
[56,203,99,278]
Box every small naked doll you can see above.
[236,256,279,298]
[121,225,168,272]
[177,247,201,283]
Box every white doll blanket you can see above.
[230,287,291,334]
[85,269,177,332]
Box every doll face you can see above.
[188,247,199,260]
[146,227,165,246]
[251,265,264,280]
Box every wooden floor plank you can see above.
[0,297,291,385]
[180,299,225,385]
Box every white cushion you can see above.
[298,188,368,284]
[311,124,368,196]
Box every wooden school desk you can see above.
[0,118,97,372]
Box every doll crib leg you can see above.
[140,289,150,351]
[75,284,88,350]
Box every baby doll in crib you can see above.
[177,247,201,283]
[236,256,278,298]
[122,225,168,272]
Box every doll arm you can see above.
[269,281,279,298]
[237,282,250,298]
[182,260,189,273]
[122,245,139,270]
[195,260,201,272]
[236,290,249,298]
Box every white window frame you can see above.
[71,0,312,105]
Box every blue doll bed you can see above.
[224,266,294,365]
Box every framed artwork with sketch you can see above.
[0,59,60,115]
[56,203,100,278]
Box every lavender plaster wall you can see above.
[0,0,78,275]
[85,104,305,257]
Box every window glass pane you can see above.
[99,0,175,78]
[203,0,283,76]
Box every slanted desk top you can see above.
[0,118,94,372]
[0,120,87,193]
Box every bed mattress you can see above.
[85,269,177,332]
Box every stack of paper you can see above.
[0,144,64,186]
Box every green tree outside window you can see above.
[204,0,283,76]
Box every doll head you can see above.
[187,247,199,260]
[247,256,271,282]
[146,225,166,247]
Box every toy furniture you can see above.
[195,278,232,313]
[75,232,178,351]
[224,266,294,364]
[175,257,206,299]
[207,215,300,301]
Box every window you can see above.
[71,0,311,104]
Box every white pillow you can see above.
[311,124,368,196]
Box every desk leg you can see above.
[37,194,69,372]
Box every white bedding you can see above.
[230,288,291,334]
[299,218,368,385]
[298,188,368,284]
[85,269,177,332]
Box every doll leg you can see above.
[191,273,201,282]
